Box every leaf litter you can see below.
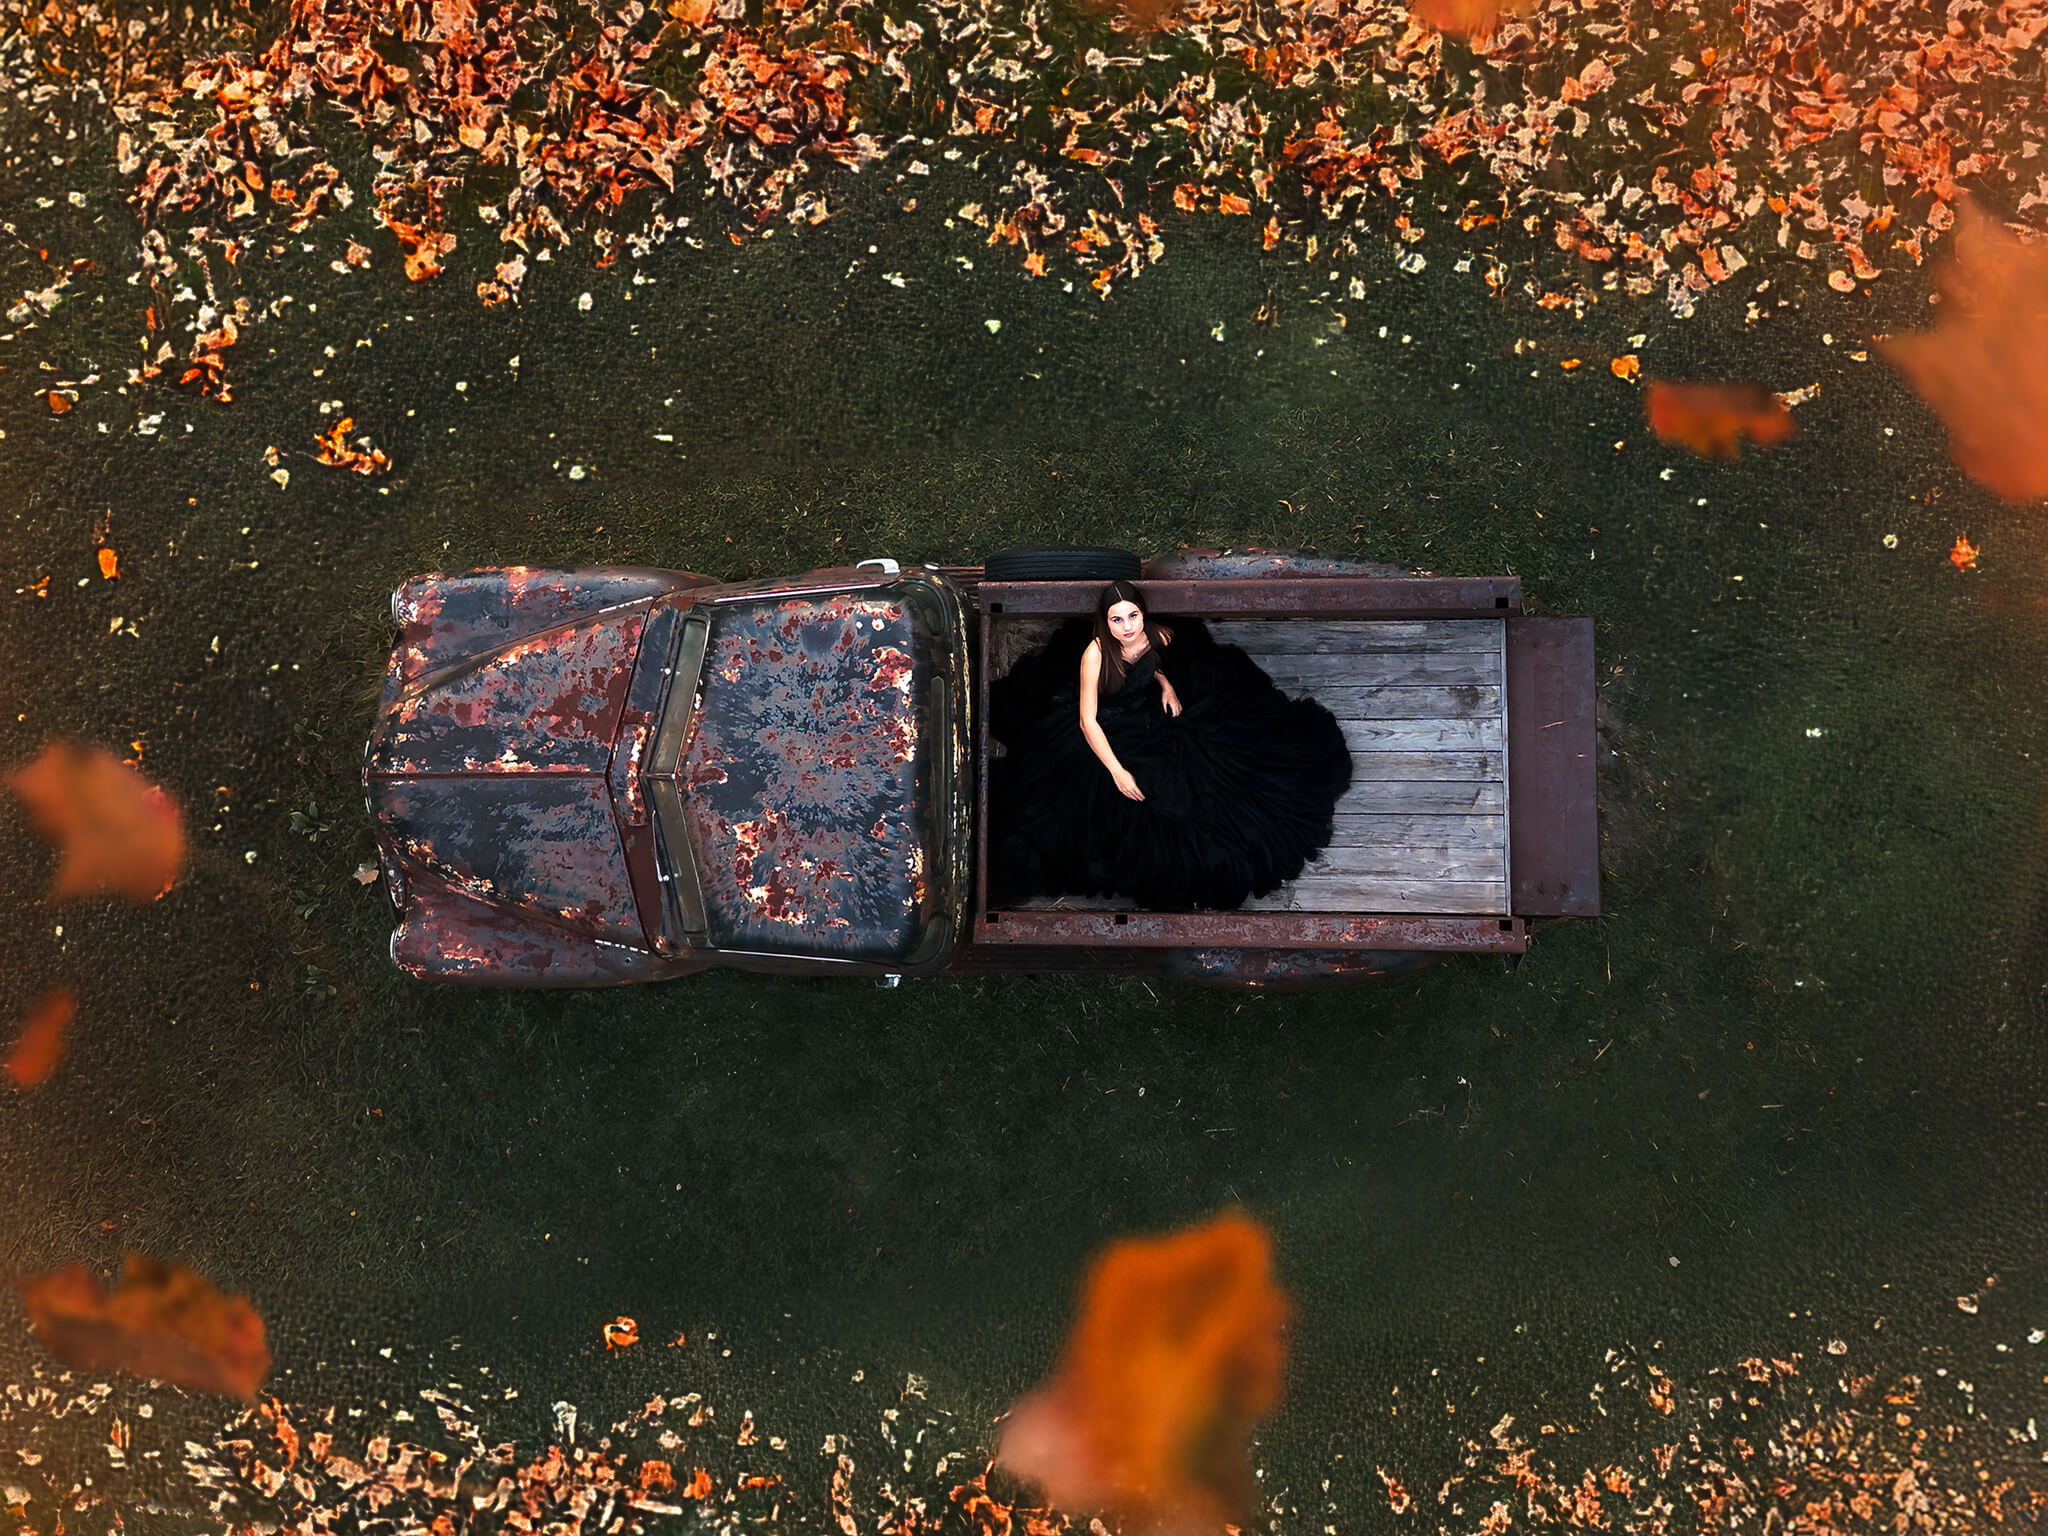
[6,0,2048,339]
[1,1324,2041,1536]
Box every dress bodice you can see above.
[1099,649,1159,720]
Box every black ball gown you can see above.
[989,619,1353,910]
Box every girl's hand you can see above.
[1159,680,1183,718]
[1112,767,1146,801]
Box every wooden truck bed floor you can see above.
[1219,618,1510,915]
[967,575,1567,958]
[1003,618,1510,916]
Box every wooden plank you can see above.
[1303,845,1507,881]
[1325,812,1506,849]
[1343,750,1502,781]
[1304,684,1500,720]
[1214,619,1505,654]
[1254,651,1501,687]
[1247,878,1510,914]
[1333,779,1505,814]
[1339,717,1503,753]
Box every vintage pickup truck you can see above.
[363,550,1598,988]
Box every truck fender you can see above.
[391,862,702,987]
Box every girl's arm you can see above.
[1079,642,1145,801]
[1155,629,1184,716]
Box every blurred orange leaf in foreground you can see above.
[1645,380,1799,458]
[6,986,77,1089]
[997,1210,1289,1534]
[1880,203,2048,503]
[5,742,186,902]
[13,1254,271,1400]
[1410,0,1535,37]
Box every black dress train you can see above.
[989,619,1352,910]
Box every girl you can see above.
[991,580,1352,910]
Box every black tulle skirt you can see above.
[988,619,1352,911]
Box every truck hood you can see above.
[366,610,650,944]
[651,577,970,967]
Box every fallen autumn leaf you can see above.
[1645,380,1800,459]
[5,743,186,903]
[1880,203,2048,503]
[997,1210,1288,1535]
[5,986,78,1090]
[13,1254,271,1400]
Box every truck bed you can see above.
[967,574,1591,958]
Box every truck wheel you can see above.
[984,546,1142,582]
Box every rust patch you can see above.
[372,612,645,776]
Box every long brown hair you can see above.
[1093,579,1173,695]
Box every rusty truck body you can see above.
[363,551,1597,989]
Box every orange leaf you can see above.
[1644,380,1799,458]
[46,392,71,415]
[5,742,186,902]
[1216,192,1251,216]
[603,1315,639,1348]
[13,1254,271,1400]
[6,986,77,1089]
[685,1468,714,1499]
[1950,534,1979,570]
[1611,354,1641,380]
[1560,358,1581,371]
[997,1211,1288,1533]
[639,1460,676,1493]
[1410,0,1535,38]
[1879,203,2048,503]
[96,547,120,580]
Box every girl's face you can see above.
[1106,600,1147,645]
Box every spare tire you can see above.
[984,546,1142,582]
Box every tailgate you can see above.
[1506,617,1600,916]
